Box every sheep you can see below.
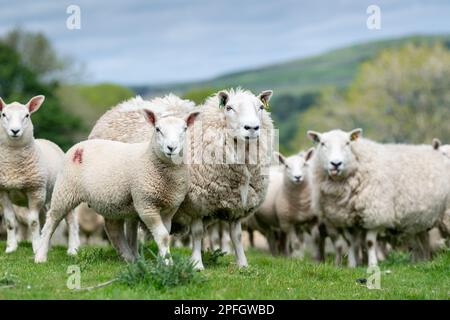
[431,138,450,240]
[75,203,107,245]
[307,129,450,267]
[0,96,79,254]
[87,88,275,270]
[34,107,200,263]
[250,149,318,258]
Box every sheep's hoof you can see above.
[34,254,47,263]
[5,244,18,254]
[67,248,78,256]
[192,261,204,271]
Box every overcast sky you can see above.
[1,0,449,85]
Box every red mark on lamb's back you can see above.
[72,148,83,164]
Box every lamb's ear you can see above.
[305,147,314,162]
[186,111,201,127]
[432,138,441,150]
[349,128,363,141]
[142,108,157,126]
[258,90,273,107]
[307,130,321,144]
[274,152,286,166]
[218,91,229,108]
[27,95,45,113]
[0,97,6,111]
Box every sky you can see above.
[0,0,449,85]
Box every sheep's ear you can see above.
[142,108,157,126]
[27,95,45,113]
[274,152,286,166]
[0,97,6,111]
[305,147,314,162]
[349,128,363,141]
[432,138,441,150]
[218,91,229,108]
[307,130,321,144]
[186,111,201,127]
[258,90,273,108]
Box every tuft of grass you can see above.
[382,250,411,267]
[75,246,119,270]
[0,272,18,287]
[118,250,203,290]
[202,249,226,267]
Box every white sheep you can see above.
[87,89,275,270]
[307,129,450,267]
[0,96,79,254]
[432,138,450,240]
[35,107,200,263]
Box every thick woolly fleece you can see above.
[312,138,450,235]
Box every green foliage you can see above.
[0,272,18,287]
[202,249,227,267]
[75,246,119,271]
[0,42,83,150]
[291,43,450,150]
[118,251,202,290]
[182,87,218,104]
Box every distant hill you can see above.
[135,34,450,97]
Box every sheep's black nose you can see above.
[244,125,260,131]
[167,146,175,152]
[294,175,302,180]
[330,161,342,168]
[11,129,19,135]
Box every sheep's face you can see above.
[439,145,450,159]
[218,89,272,141]
[0,96,44,140]
[276,148,314,184]
[307,129,362,178]
[142,109,200,159]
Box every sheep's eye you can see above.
[259,105,264,110]
[156,127,161,133]
[346,141,350,146]
[226,106,233,112]
[25,114,30,118]
[320,142,325,147]
[1,113,5,117]
[184,126,188,131]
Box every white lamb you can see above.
[307,129,450,267]
[0,96,79,254]
[88,88,275,270]
[35,107,200,263]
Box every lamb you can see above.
[307,129,450,267]
[0,96,79,254]
[251,149,318,258]
[34,106,200,263]
[75,203,107,245]
[88,88,275,270]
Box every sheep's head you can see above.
[217,88,272,141]
[142,108,200,160]
[275,148,314,184]
[432,138,450,159]
[307,128,362,179]
[0,95,44,141]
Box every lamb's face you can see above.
[439,145,450,159]
[143,109,200,159]
[218,89,272,141]
[0,96,44,140]
[307,129,362,178]
[276,148,314,184]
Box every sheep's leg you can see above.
[104,219,135,262]
[26,191,45,253]
[366,230,378,267]
[125,219,139,258]
[35,208,68,263]
[229,220,248,268]
[311,224,327,262]
[190,218,205,270]
[266,231,278,256]
[220,222,232,254]
[286,226,304,258]
[65,210,80,256]
[1,193,18,253]
[343,230,357,268]
[208,223,221,250]
[139,208,171,264]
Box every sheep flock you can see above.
[0,89,449,273]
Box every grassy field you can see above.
[0,241,448,300]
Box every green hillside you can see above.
[144,34,450,97]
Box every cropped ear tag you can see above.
[263,100,270,111]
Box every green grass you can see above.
[0,241,449,299]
